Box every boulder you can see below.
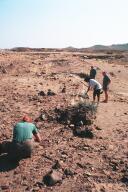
[43,170,62,186]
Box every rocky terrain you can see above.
[0,49,128,192]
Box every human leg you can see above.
[8,140,33,161]
[103,85,109,102]
[97,93,100,102]
[93,91,96,102]
[96,89,101,102]
[105,90,108,102]
[0,141,12,155]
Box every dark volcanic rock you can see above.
[47,89,56,96]
[73,126,94,138]
[52,160,61,170]
[43,170,63,186]
[38,91,46,96]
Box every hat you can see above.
[22,115,32,122]
[102,71,107,75]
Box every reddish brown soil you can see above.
[0,50,128,192]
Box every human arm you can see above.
[32,125,41,142]
[86,86,90,94]
[33,132,41,142]
[12,126,16,141]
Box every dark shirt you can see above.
[103,75,111,87]
[90,68,96,79]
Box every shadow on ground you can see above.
[0,154,19,172]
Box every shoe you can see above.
[102,100,108,103]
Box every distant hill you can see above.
[10,47,59,52]
[10,43,128,52]
[110,43,128,50]
[88,43,128,51]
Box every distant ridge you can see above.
[10,43,128,52]
[10,47,59,52]
[88,43,128,51]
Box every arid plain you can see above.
[0,49,128,192]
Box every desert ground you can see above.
[0,49,128,192]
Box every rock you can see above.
[121,171,128,184]
[0,185,9,190]
[100,187,106,192]
[74,127,94,139]
[110,72,116,77]
[64,168,74,176]
[30,186,40,191]
[95,126,102,130]
[34,181,44,188]
[40,114,46,121]
[2,68,7,73]
[52,160,61,169]
[38,91,46,96]
[62,86,66,93]
[108,144,114,150]
[47,89,56,96]
[69,124,74,128]
[43,170,63,186]
[84,171,92,176]
[77,121,84,126]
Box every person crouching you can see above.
[0,115,41,161]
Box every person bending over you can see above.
[85,76,102,103]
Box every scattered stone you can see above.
[2,68,7,73]
[100,186,106,192]
[62,86,66,93]
[74,126,94,139]
[34,181,44,188]
[69,124,75,128]
[64,168,74,177]
[108,145,114,150]
[43,170,63,186]
[84,171,92,176]
[40,114,46,121]
[0,185,9,190]
[38,91,46,96]
[110,72,116,77]
[121,169,128,184]
[52,160,61,169]
[77,121,84,126]
[47,89,56,96]
[95,126,102,130]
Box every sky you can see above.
[0,0,128,48]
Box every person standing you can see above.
[90,66,97,79]
[84,76,102,103]
[102,72,111,103]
